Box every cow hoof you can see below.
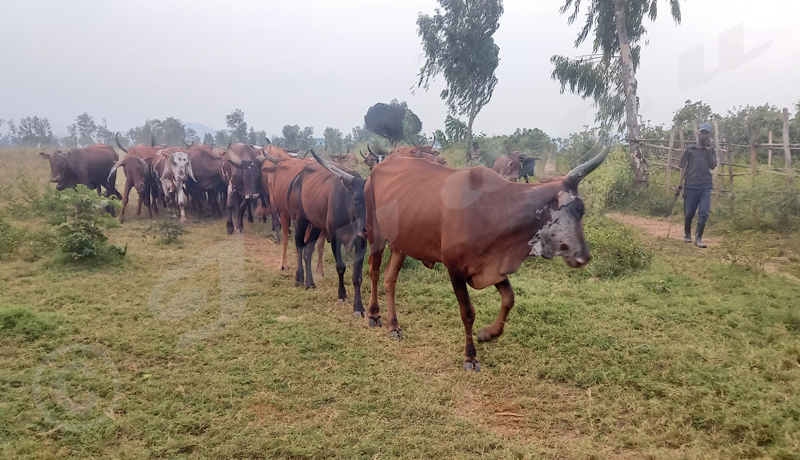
[368,317,382,328]
[388,329,403,340]
[463,361,481,373]
[477,327,493,343]
[337,298,348,304]
[306,284,316,290]
[226,226,234,235]
[353,311,365,318]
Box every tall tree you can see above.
[417,0,503,153]
[16,116,55,147]
[203,133,215,145]
[95,118,115,145]
[323,127,344,152]
[225,109,247,142]
[70,112,98,147]
[551,0,681,185]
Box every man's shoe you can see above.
[694,239,707,248]
[695,222,707,248]
[684,235,692,243]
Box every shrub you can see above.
[0,221,24,258]
[0,305,57,340]
[715,180,800,234]
[145,220,186,245]
[582,215,652,278]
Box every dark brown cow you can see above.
[39,144,121,205]
[286,150,367,316]
[108,156,154,222]
[221,143,264,234]
[492,151,541,183]
[115,132,165,221]
[364,148,609,371]
[184,144,226,217]
[361,142,447,169]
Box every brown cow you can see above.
[364,147,609,371]
[492,151,541,183]
[115,132,165,221]
[184,144,226,217]
[286,150,367,315]
[108,156,155,222]
[329,153,358,166]
[39,144,122,209]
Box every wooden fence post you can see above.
[784,107,793,188]
[666,126,676,191]
[768,131,773,166]
[714,120,721,201]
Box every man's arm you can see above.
[708,147,718,170]
[677,148,690,192]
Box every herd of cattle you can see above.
[38,135,609,371]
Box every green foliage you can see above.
[0,305,57,340]
[145,220,186,245]
[552,0,681,127]
[280,124,316,150]
[0,220,24,258]
[715,180,800,234]
[417,0,503,146]
[225,109,248,143]
[711,232,768,271]
[582,215,652,278]
[323,127,344,153]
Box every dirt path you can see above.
[605,212,721,246]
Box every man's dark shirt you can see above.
[680,143,717,189]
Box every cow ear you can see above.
[39,152,50,159]
[228,159,242,169]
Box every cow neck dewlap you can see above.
[528,191,577,257]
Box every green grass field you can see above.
[1,147,800,459]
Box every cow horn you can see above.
[430,132,436,147]
[108,158,124,182]
[115,132,128,153]
[260,147,282,164]
[367,144,375,155]
[150,133,156,147]
[310,149,359,186]
[564,146,610,187]
[359,150,366,160]
[228,150,243,166]
[264,137,271,144]
[286,150,301,158]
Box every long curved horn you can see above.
[108,158,124,182]
[309,149,359,186]
[286,150,301,158]
[360,150,366,160]
[264,137,271,145]
[115,132,128,153]
[564,146,611,188]
[259,147,283,164]
[299,150,309,159]
[367,144,375,155]
[228,150,243,166]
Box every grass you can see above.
[1,147,800,459]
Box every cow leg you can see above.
[303,226,322,289]
[331,236,347,303]
[119,177,133,223]
[477,278,514,343]
[316,230,326,278]
[449,269,479,372]
[178,184,187,223]
[352,236,366,317]
[367,246,384,327]
[143,190,153,218]
[383,249,406,339]
[272,207,282,243]
[294,217,310,286]
[279,212,290,270]
[236,196,247,233]
[107,172,122,200]
[225,187,237,235]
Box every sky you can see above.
[0,0,798,139]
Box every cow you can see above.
[220,143,264,234]
[492,151,541,183]
[152,147,195,223]
[39,144,122,213]
[115,132,165,220]
[363,147,610,371]
[391,145,447,166]
[360,145,387,169]
[184,144,226,217]
[286,149,367,316]
[107,156,156,222]
[259,147,327,274]
[329,153,358,166]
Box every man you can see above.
[468,141,481,166]
[677,123,717,248]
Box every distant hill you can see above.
[186,122,218,139]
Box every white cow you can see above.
[152,148,196,223]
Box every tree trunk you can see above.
[784,107,793,188]
[614,0,647,185]
[465,93,477,161]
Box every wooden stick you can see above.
[714,121,721,202]
[666,126,675,191]
[784,108,793,187]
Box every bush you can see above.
[0,305,57,340]
[715,179,800,234]
[144,220,186,245]
[0,221,24,258]
[582,215,652,279]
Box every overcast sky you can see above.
[1,0,797,138]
